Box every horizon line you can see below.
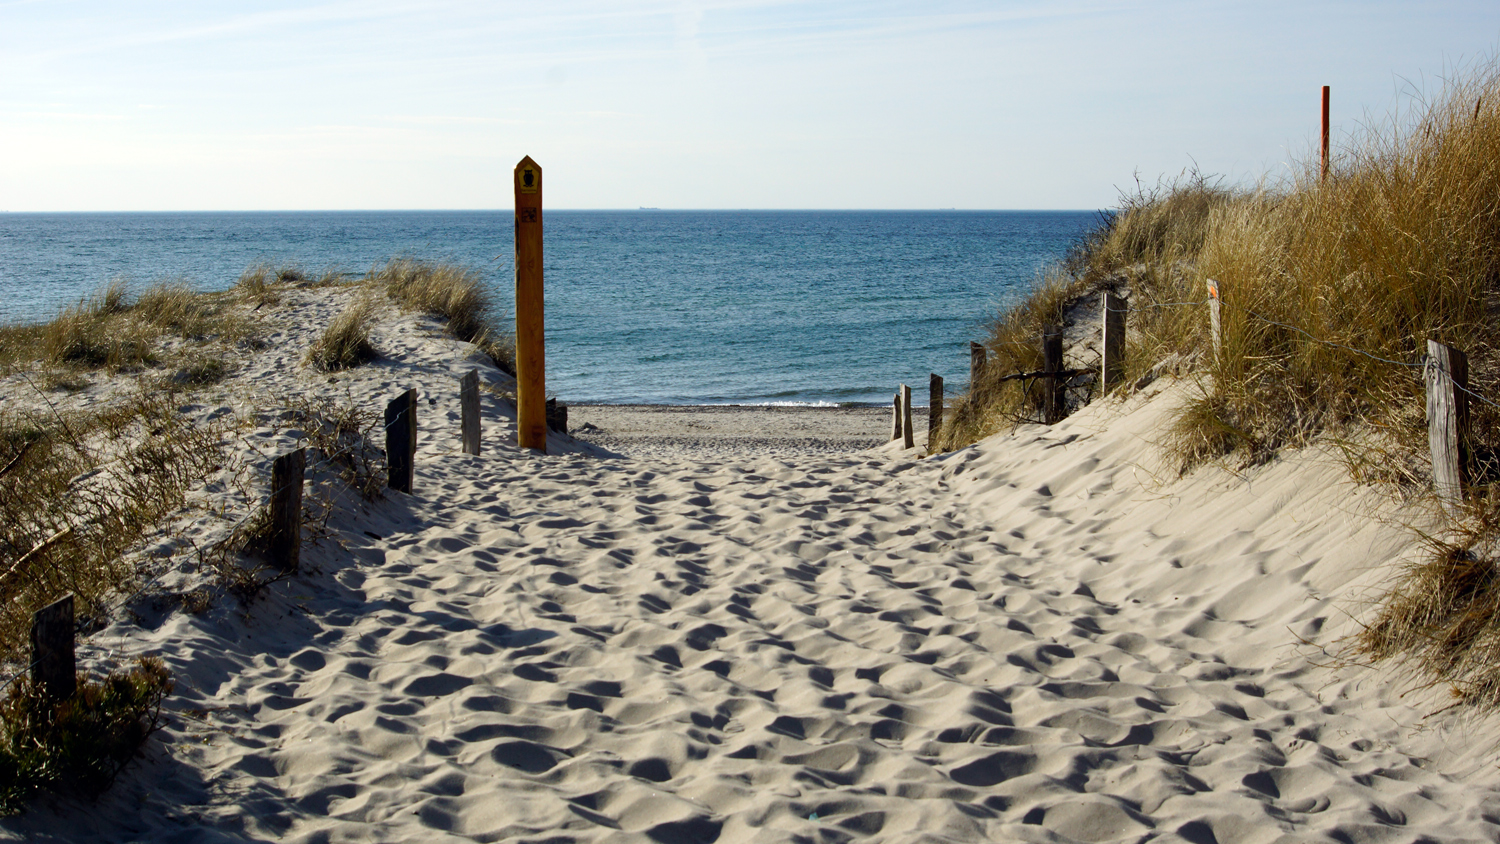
[0,207,1104,215]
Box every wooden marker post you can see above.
[1101,292,1126,393]
[460,369,480,456]
[1041,326,1064,424]
[32,593,75,701]
[269,448,305,572]
[1320,85,1331,182]
[1426,339,1470,513]
[891,391,903,441]
[969,341,986,389]
[901,384,915,450]
[928,374,944,451]
[1206,279,1222,362]
[514,156,547,454]
[385,388,417,494]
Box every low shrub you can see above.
[0,657,173,814]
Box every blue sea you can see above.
[0,211,1098,405]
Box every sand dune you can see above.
[4,284,1500,843]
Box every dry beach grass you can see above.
[940,60,1500,710]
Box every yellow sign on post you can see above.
[518,163,540,194]
[514,156,546,453]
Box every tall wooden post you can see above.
[1101,292,1126,393]
[1206,279,1222,362]
[901,384,915,449]
[515,156,547,454]
[891,391,902,441]
[460,369,480,456]
[269,448,305,572]
[1426,340,1470,513]
[1320,85,1330,182]
[385,388,417,494]
[928,374,944,451]
[969,341,986,390]
[1041,326,1064,424]
[32,593,75,701]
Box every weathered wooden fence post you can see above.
[891,390,903,441]
[1041,325,1064,424]
[1426,339,1470,513]
[901,384,915,449]
[269,448,305,572]
[460,369,480,456]
[385,388,417,494]
[32,593,75,701]
[1101,292,1126,393]
[546,398,568,434]
[969,341,986,389]
[928,374,944,451]
[1206,279,1222,361]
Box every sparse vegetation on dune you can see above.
[0,255,511,812]
[368,257,516,374]
[0,393,228,662]
[933,269,1080,450]
[937,60,1500,707]
[0,278,249,378]
[0,387,227,812]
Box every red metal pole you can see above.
[1320,85,1330,182]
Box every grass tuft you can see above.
[306,297,378,372]
[1355,504,1500,707]
[235,263,280,306]
[41,300,151,370]
[24,279,246,374]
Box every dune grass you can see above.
[234,263,281,307]
[368,258,516,374]
[0,394,228,662]
[936,60,1500,706]
[0,279,248,378]
[306,296,378,372]
[933,269,1083,450]
[0,382,227,814]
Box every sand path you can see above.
[3,286,1499,842]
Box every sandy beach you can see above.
[3,282,1500,843]
[567,404,914,461]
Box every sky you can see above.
[1,0,1498,211]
